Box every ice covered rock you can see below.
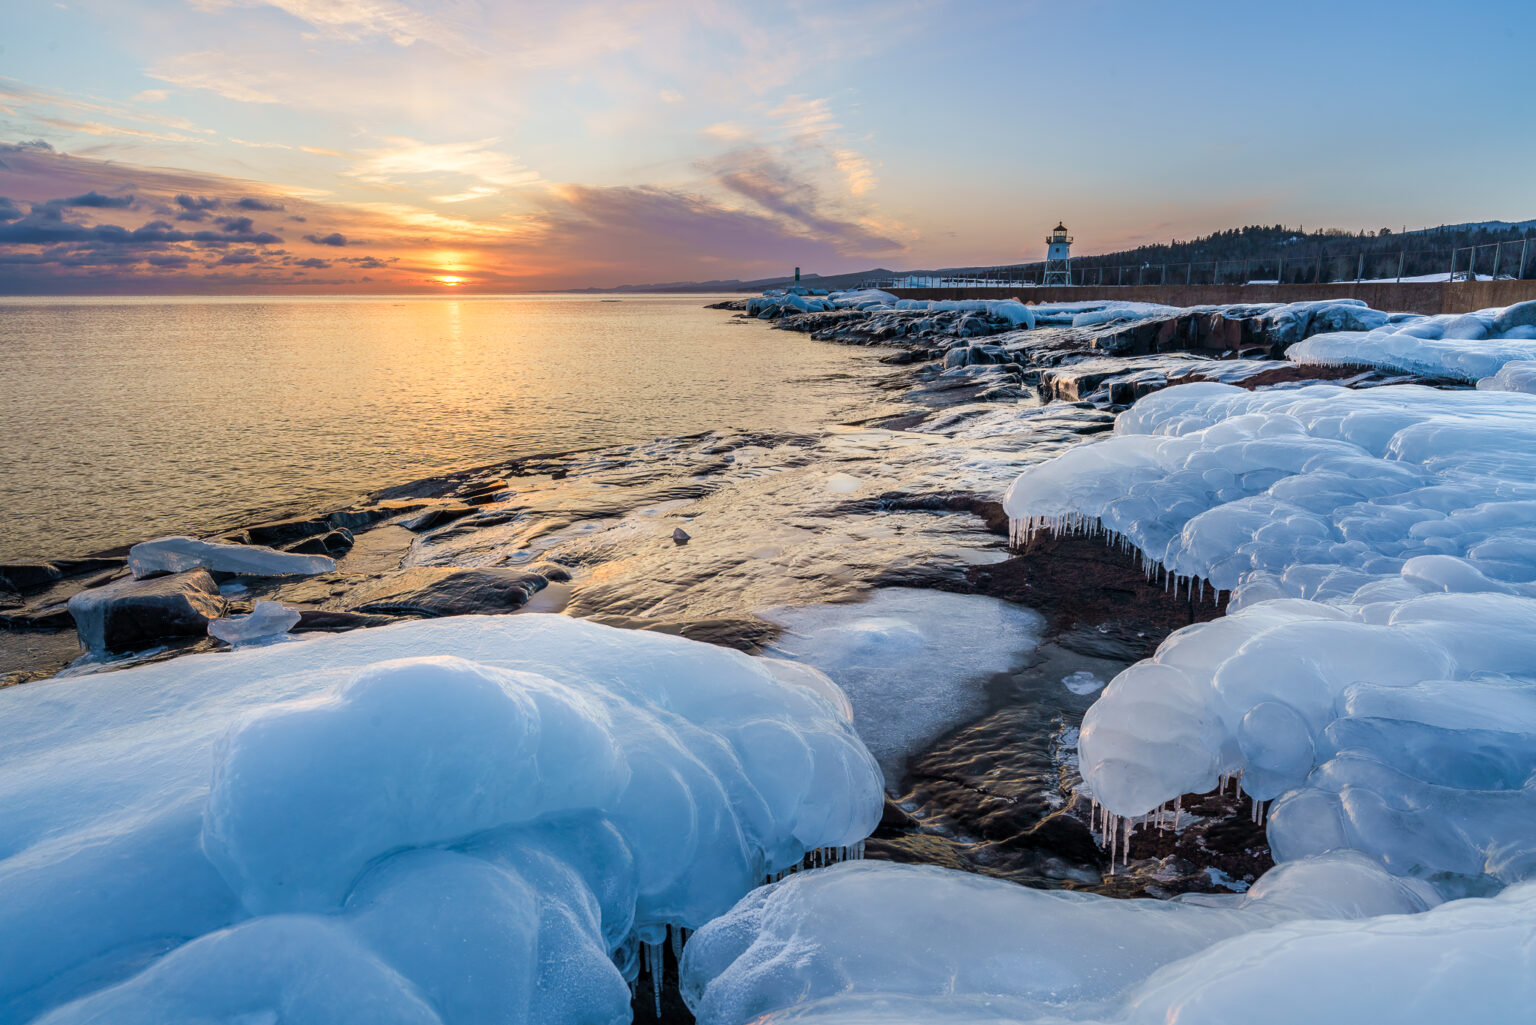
[760,588,1045,787]
[66,568,227,654]
[0,615,881,1024]
[207,600,301,647]
[129,535,336,579]
[1003,381,1536,892]
[1287,302,1536,382]
[680,855,1442,1024]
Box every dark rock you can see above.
[293,609,396,632]
[0,563,62,593]
[67,569,227,654]
[402,505,477,532]
[672,527,691,545]
[0,603,74,631]
[342,567,549,617]
[243,515,334,546]
[527,562,573,583]
[286,529,355,556]
[53,557,128,577]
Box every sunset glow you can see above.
[1,1,1531,294]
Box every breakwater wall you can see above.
[887,280,1536,316]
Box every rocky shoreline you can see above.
[7,290,1526,1024]
[2,294,1403,911]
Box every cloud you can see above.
[348,137,541,197]
[191,0,472,51]
[60,191,135,209]
[703,148,900,253]
[0,138,900,292]
[236,197,284,211]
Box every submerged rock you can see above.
[339,567,551,617]
[67,569,228,655]
[285,529,355,557]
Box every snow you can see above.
[1288,300,1536,382]
[207,600,301,647]
[760,588,1045,787]
[1003,380,1536,893]
[681,856,1460,1025]
[129,535,336,579]
[0,615,881,1024]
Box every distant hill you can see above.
[565,220,1535,292]
[565,269,903,294]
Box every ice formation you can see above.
[679,856,1514,1025]
[207,600,302,647]
[1288,300,1536,383]
[747,288,1038,329]
[129,535,336,578]
[1003,381,1536,892]
[760,588,1045,787]
[0,616,881,1024]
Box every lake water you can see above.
[0,294,878,562]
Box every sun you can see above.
[436,275,465,286]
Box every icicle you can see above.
[1174,794,1182,831]
[647,941,663,1018]
[670,925,685,966]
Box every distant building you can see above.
[1042,222,1073,285]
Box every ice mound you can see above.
[680,856,1464,1025]
[129,534,336,578]
[1005,382,1536,597]
[1288,300,1536,382]
[0,616,881,1024]
[760,588,1045,787]
[1003,381,1536,892]
[1477,360,1536,394]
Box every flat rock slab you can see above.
[339,567,549,618]
[66,569,228,654]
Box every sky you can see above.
[1,0,1532,293]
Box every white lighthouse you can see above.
[1042,222,1073,285]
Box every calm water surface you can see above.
[0,294,876,561]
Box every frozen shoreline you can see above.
[7,290,1536,1024]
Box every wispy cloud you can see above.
[347,137,541,199]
